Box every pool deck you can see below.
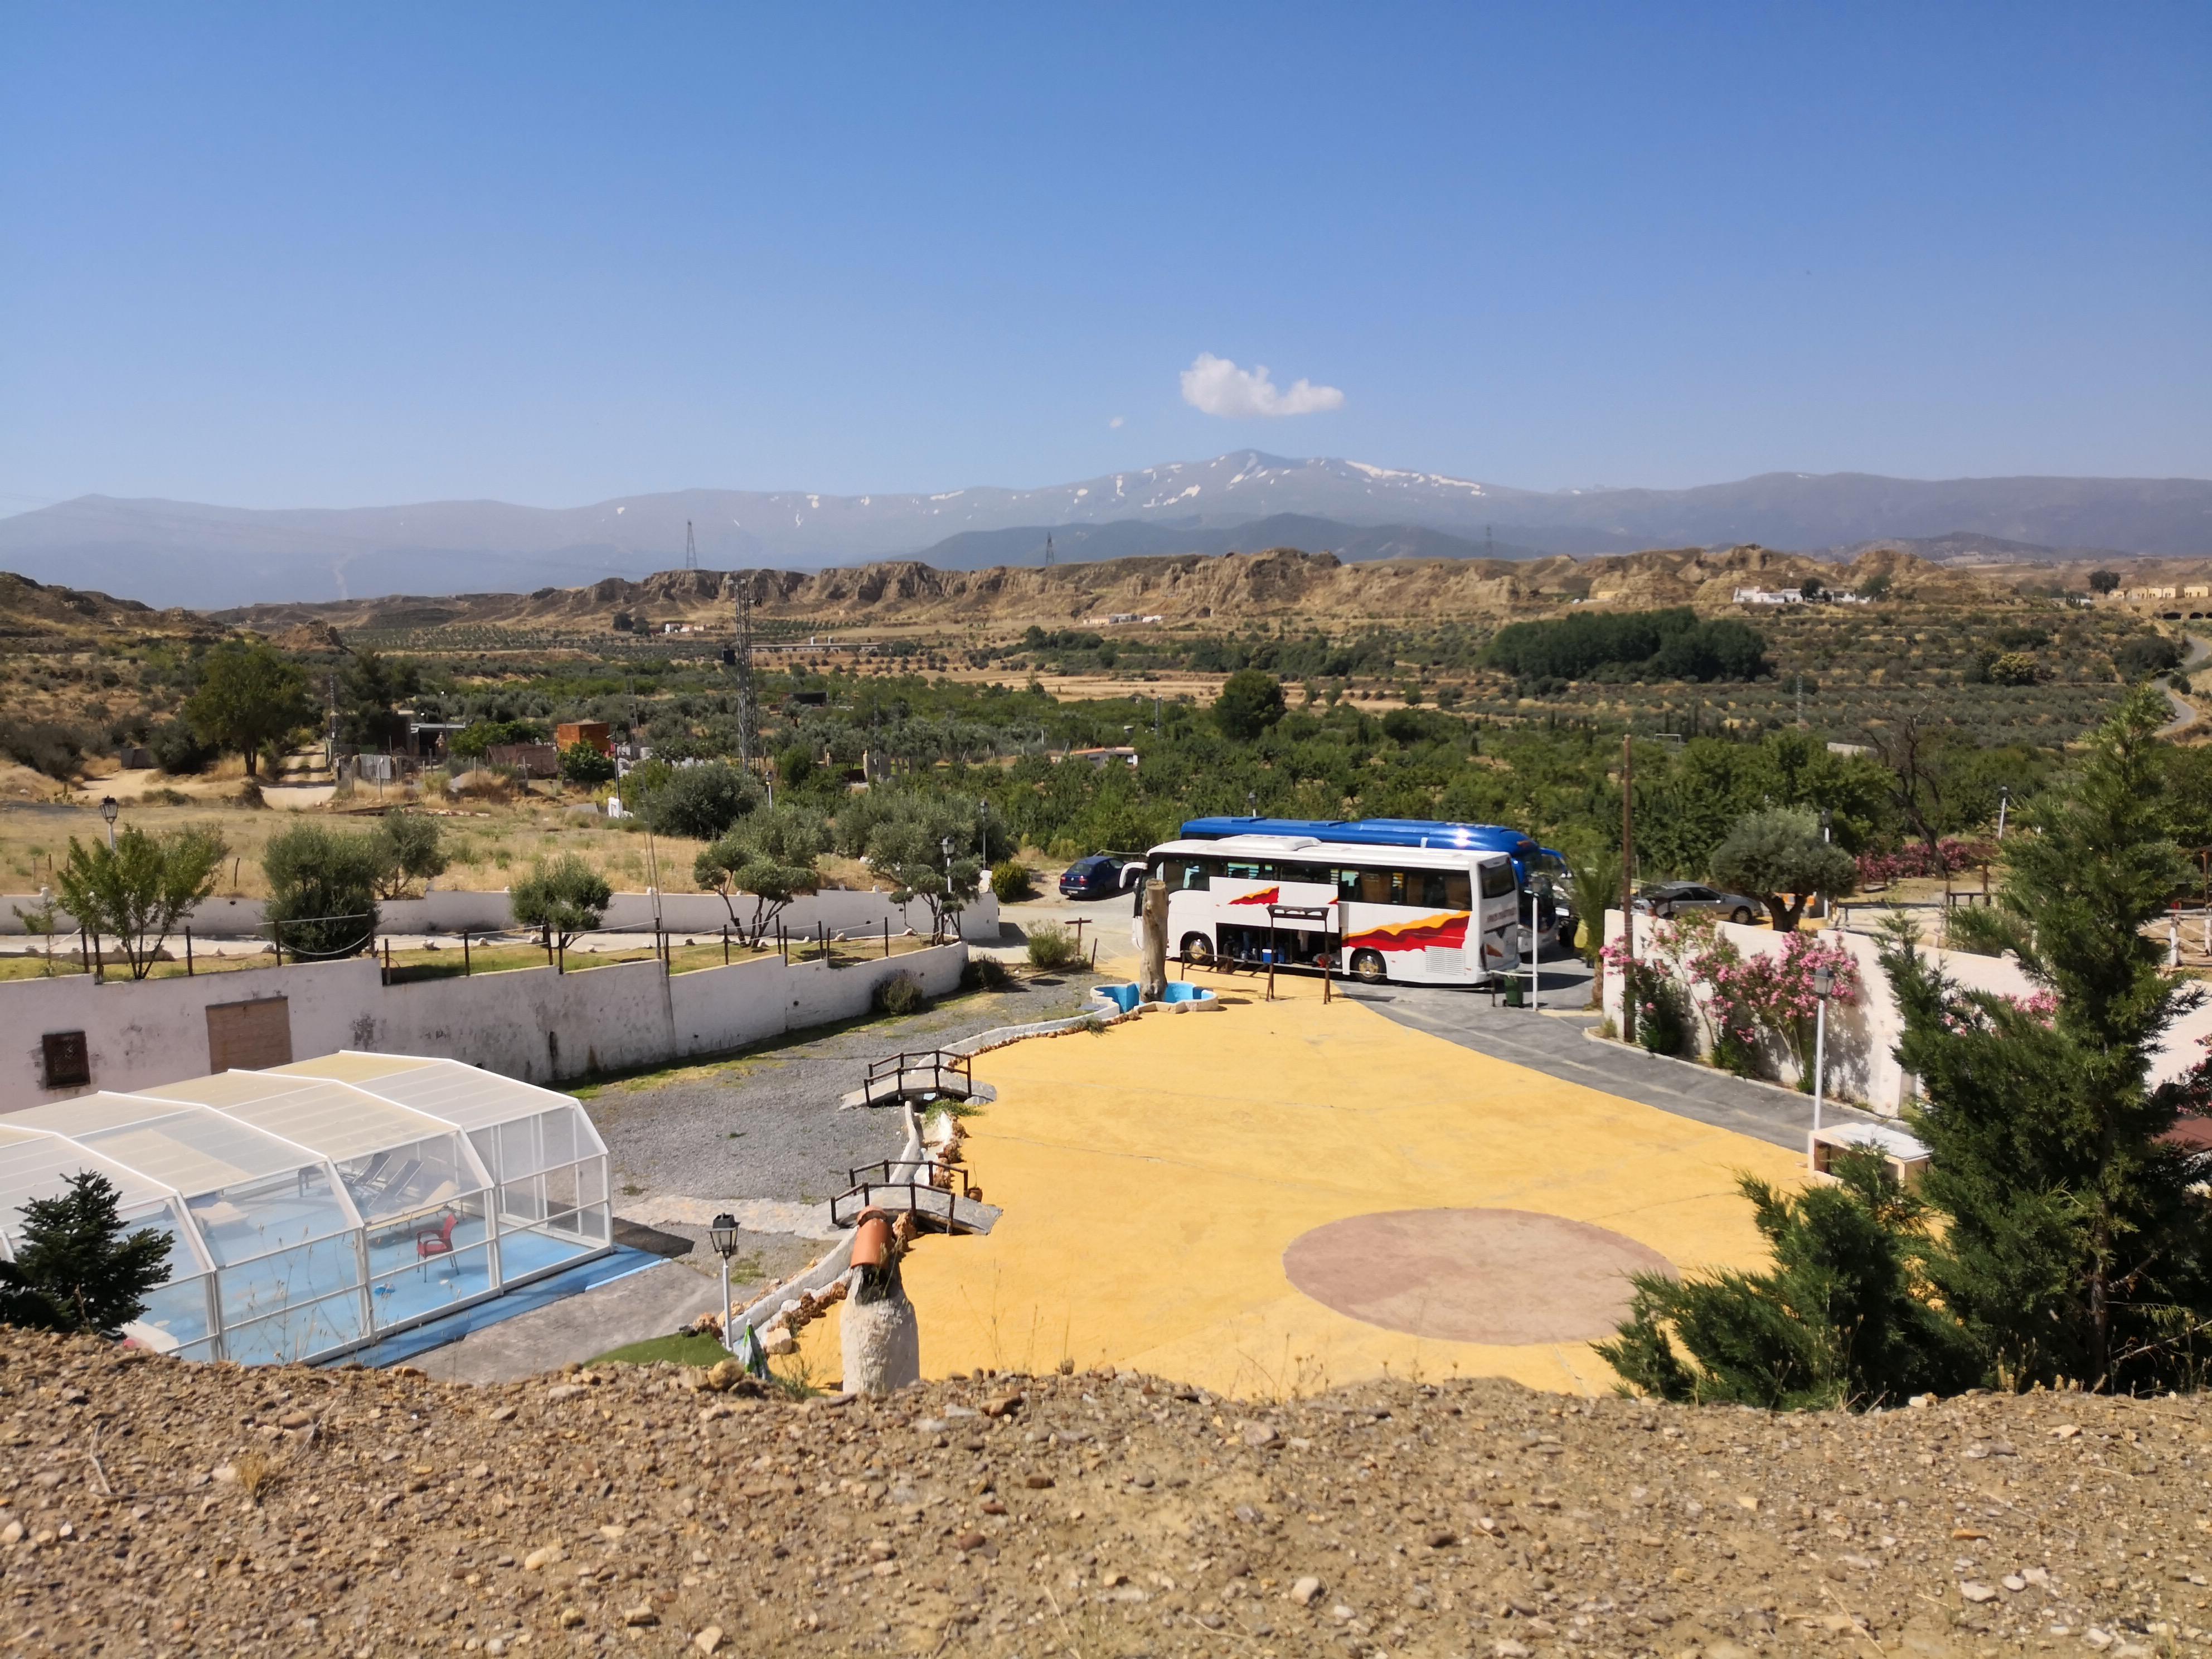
[799,964,1807,1399]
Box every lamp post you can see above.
[940,835,955,943]
[709,1211,741,1352]
[100,795,119,851]
[1246,790,1257,819]
[1526,875,1550,1013]
[1809,964,1833,1169]
[1818,807,1832,845]
[978,799,990,869]
[1996,785,2011,841]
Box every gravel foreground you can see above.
[1,1331,2206,1659]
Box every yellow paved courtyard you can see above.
[804,973,1803,1399]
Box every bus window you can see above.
[1479,861,1517,900]
[1223,860,1274,882]
[1153,857,1209,892]
[1441,871,1472,910]
[1279,863,1331,888]
[1345,869,1397,905]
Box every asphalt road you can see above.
[1342,945,1880,1153]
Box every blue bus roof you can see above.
[1177,816,1554,859]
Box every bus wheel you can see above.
[1181,933,1214,966]
[1350,948,1387,984]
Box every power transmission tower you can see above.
[731,573,757,773]
[1044,533,1055,568]
[685,521,697,571]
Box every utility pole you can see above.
[326,673,339,773]
[731,572,757,776]
[1619,733,1636,1045]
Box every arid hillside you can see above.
[213,544,2023,640]
[2,1328,2204,1658]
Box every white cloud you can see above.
[1108,415,1125,429]
[1178,352,1344,418]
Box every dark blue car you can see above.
[1059,854,1134,899]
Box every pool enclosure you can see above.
[0,1053,610,1365]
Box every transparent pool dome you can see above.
[0,1053,610,1365]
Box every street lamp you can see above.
[978,799,990,868]
[1525,875,1551,1013]
[1246,790,1257,819]
[1818,808,1832,845]
[940,835,955,940]
[100,796,119,851]
[708,1212,741,1352]
[1808,964,1834,1168]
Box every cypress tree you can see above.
[1597,1149,1976,1409]
[0,1171,173,1338]
[1884,686,2212,1391]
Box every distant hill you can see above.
[1,455,2204,606]
[212,544,2018,640]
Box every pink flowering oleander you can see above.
[1856,837,1998,887]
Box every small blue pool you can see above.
[1093,981,1216,1013]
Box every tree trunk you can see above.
[1140,879,1169,1002]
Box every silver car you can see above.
[1632,882,1761,924]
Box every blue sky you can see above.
[2,2,2206,511]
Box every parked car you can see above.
[1059,853,1139,900]
[1632,882,1761,924]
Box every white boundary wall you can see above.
[1600,909,2212,1116]
[0,942,967,1113]
[0,887,1001,944]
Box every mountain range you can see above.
[1,452,2205,607]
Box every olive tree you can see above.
[56,823,229,979]
[694,806,825,943]
[1709,808,1857,932]
[511,853,613,951]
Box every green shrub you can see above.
[989,859,1033,902]
[263,823,382,959]
[640,763,760,841]
[559,741,616,785]
[873,972,928,1016]
[1625,963,1689,1056]
[961,954,1013,992]
[1026,921,1084,972]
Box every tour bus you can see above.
[1176,816,1574,950]
[1131,833,1523,987]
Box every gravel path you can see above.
[11,1328,2203,1657]
[579,972,1103,1211]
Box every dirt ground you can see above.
[1,1328,2204,1659]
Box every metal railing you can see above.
[858,1049,974,1105]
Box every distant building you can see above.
[555,721,613,756]
[1732,587,1803,605]
[2185,585,2210,599]
[2126,586,2178,600]
[1059,746,1139,769]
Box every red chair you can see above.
[416,1213,458,1261]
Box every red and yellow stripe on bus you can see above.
[1225,886,1282,906]
[1343,911,1470,953]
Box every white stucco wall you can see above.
[2,942,969,1113]
[1,886,1001,944]
[1600,909,2212,1116]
